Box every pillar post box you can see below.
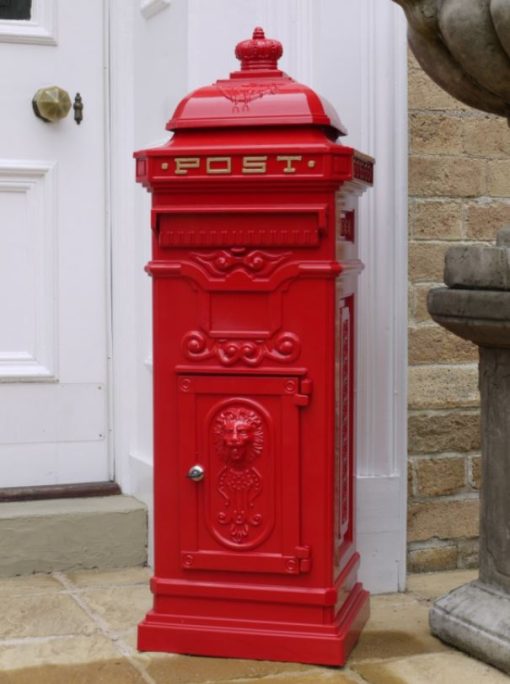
[135,28,374,666]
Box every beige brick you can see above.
[412,283,438,323]
[412,455,466,497]
[407,545,458,573]
[488,159,510,197]
[463,116,510,158]
[469,455,482,490]
[458,538,480,569]
[408,498,479,542]
[408,365,479,410]
[408,283,416,321]
[410,113,463,156]
[465,200,510,241]
[410,200,463,240]
[409,242,447,283]
[409,325,477,365]
[408,459,415,497]
[409,69,471,111]
[409,156,486,197]
[408,410,480,454]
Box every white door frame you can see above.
[108,0,408,593]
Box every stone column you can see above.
[428,227,510,675]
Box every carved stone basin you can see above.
[393,0,510,120]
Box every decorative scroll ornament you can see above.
[218,82,282,113]
[213,405,264,544]
[191,249,291,278]
[183,330,301,366]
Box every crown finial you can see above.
[235,27,283,72]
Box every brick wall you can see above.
[407,51,510,572]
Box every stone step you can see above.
[0,495,147,577]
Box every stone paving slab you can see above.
[406,568,477,600]
[0,567,507,684]
[349,592,450,662]
[0,635,145,684]
[353,652,510,684]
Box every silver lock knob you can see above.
[187,464,205,482]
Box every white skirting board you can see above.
[356,475,406,593]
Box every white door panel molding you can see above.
[0,0,57,45]
[0,160,57,381]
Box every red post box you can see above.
[135,28,374,666]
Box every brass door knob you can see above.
[32,86,72,123]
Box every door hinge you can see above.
[293,377,313,407]
[295,545,312,573]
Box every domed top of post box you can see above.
[166,28,347,138]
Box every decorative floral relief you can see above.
[218,83,281,113]
[183,330,301,366]
[191,249,291,278]
[213,405,264,544]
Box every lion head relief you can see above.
[213,405,264,466]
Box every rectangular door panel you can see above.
[177,374,311,575]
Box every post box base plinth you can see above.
[137,582,369,666]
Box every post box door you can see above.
[177,373,311,576]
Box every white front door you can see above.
[0,0,110,487]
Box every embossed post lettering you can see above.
[276,155,303,173]
[175,157,200,175]
[242,156,268,174]
[206,157,232,174]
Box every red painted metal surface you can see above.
[135,28,374,666]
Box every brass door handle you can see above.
[32,86,72,123]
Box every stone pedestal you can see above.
[427,227,510,675]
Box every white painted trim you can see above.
[0,0,57,45]
[261,0,314,83]
[355,0,408,590]
[108,0,138,492]
[0,160,58,382]
[140,0,171,20]
[103,0,114,482]
[357,475,404,593]
[391,5,410,592]
[0,351,55,381]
